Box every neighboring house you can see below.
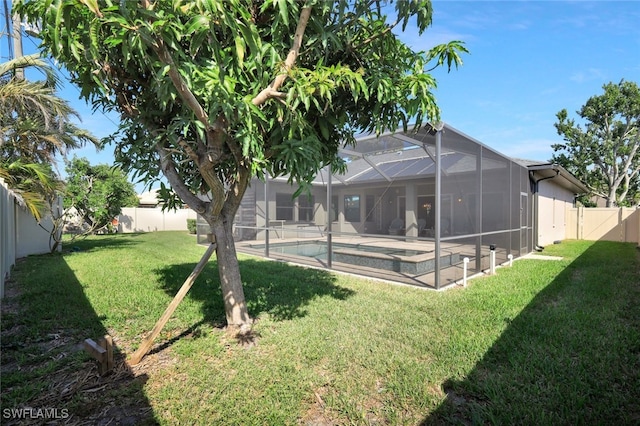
[137,189,161,208]
[199,123,588,289]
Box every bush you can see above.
[186,218,196,234]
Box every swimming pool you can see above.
[247,240,459,275]
[251,241,426,257]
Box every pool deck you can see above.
[236,236,480,290]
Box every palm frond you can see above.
[0,54,60,88]
[0,160,62,222]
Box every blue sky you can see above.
[416,0,640,161]
[3,1,640,192]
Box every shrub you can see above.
[186,218,196,234]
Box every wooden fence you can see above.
[566,207,640,244]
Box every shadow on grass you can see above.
[0,253,157,425]
[153,256,355,328]
[422,241,640,424]
[62,232,146,253]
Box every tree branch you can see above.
[177,138,200,164]
[201,161,226,217]
[156,143,206,214]
[139,0,229,210]
[222,165,251,220]
[153,40,210,129]
[139,0,214,136]
[252,6,312,107]
[351,17,401,51]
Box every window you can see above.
[331,195,338,222]
[298,194,315,222]
[275,193,294,220]
[344,195,361,222]
[275,193,314,222]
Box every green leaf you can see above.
[237,22,259,57]
[235,35,245,68]
[78,0,101,17]
[185,15,210,35]
[318,118,329,140]
[276,0,289,26]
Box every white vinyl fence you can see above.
[118,207,197,233]
[1,179,60,298]
[1,179,16,299]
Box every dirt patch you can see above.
[1,342,161,425]
[1,268,261,425]
[299,385,334,426]
[0,279,165,425]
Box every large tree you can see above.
[17,0,467,327]
[552,80,640,207]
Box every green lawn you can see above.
[1,232,639,425]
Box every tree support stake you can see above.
[84,335,113,375]
[129,243,216,365]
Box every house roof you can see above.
[276,123,518,186]
[138,189,160,206]
[268,123,590,192]
[522,162,589,194]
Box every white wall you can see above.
[1,180,16,298]
[1,179,60,298]
[537,180,576,246]
[16,208,57,258]
[118,207,197,233]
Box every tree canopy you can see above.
[64,156,138,233]
[17,0,468,327]
[552,80,640,207]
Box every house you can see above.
[519,161,589,247]
[137,189,161,208]
[199,124,587,289]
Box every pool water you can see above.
[250,241,428,259]
[246,240,458,275]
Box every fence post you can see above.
[577,206,583,240]
[619,207,625,242]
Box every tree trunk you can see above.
[607,184,617,207]
[209,214,251,327]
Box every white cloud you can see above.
[570,68,606,83]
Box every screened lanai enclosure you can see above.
[197,124,534,289]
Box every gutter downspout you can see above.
[529,167,560,251]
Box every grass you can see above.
[1,232,639,425]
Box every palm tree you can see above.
[0,54,99,220]
[0,160,61,221]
